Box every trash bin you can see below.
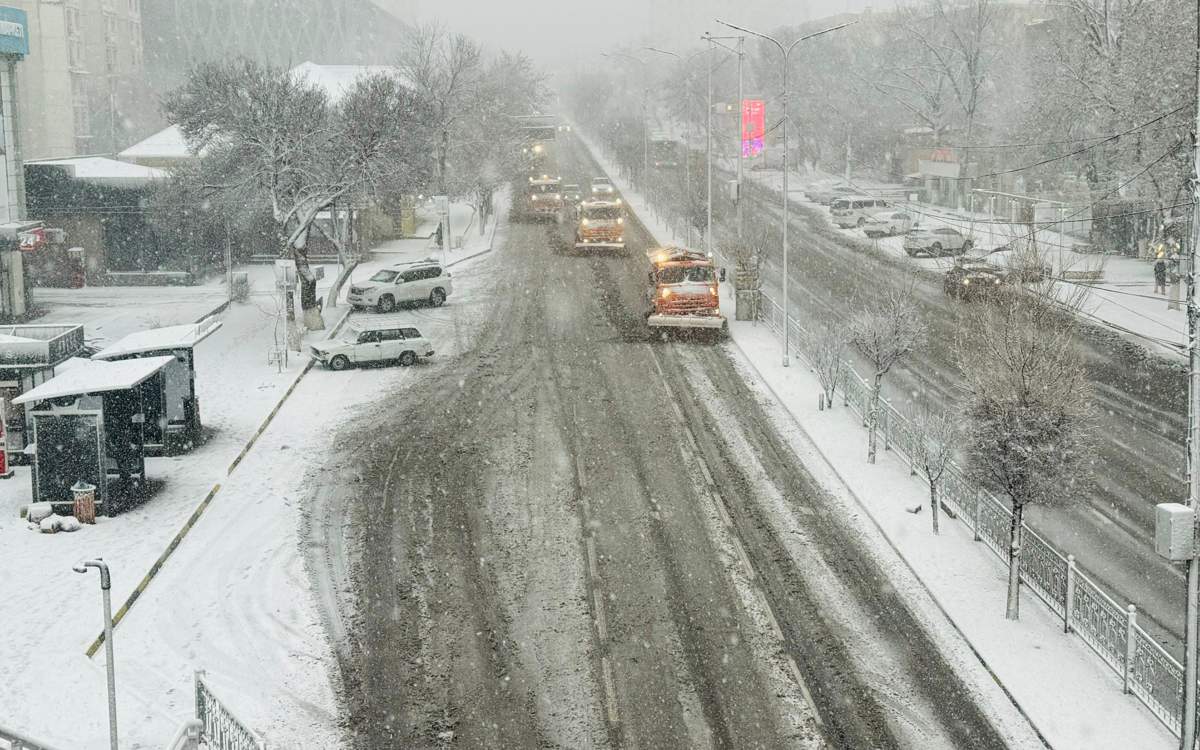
[71,481,97,524]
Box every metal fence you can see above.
[602,136,1192,738]
[0,725,62,750]
[195,672,267,750]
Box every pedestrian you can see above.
[1154,253,1168,295]
[434,221,444,249]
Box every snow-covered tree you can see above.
[812,324,848,410]
[849,288,926,464]
[164,59,434,329]
[914,407,957,534]
[957,289,1094,620]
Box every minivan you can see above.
[830,196,891,228]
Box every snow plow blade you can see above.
[575,241,626,250]
[646,314,726,329]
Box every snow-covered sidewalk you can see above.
[0,196,506,748]
[581,131,1175,749]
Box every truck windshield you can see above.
[584,207,621,221]
[658,266,714,284]
[370,270,398,283]
[531,184,559,194]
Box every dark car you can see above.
[943,258,1009,299]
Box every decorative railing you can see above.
[195,672,267,750]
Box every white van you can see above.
[830,196,891,228]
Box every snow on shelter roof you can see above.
[92,319,222,360]
[13,356,175,404]
[25,157,166,187]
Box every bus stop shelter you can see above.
[91,318,221,453]
[0,324,86,459]
[14,356,174,515]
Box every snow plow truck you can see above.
[575,198,625,252]
[645,246,727,333]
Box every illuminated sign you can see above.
[0,8,27,58]
[741,99,764,158]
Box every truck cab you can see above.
[522,175,563,221]
[575,199,625,252]
[645,247,727,333]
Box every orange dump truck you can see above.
[575,198,625,251]
[645,246,727,332]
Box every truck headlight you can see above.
[661,288,671,299]
[617,217,624,224]
[962,278,970,285]
[581,218,589,226]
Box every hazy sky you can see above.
[375,0,873,71]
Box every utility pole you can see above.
[736,36,745,240]
[706,38,714,259]
[1182,2,1200,744]
[719,18,856,368]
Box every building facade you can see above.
[0,5,28,223]
[10,0,153,160]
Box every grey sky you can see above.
[375,0,873,69]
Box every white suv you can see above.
[347,260,453,313]
[590,176,615,196]
[310,321,434,371]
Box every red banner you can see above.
[741,99,765,158]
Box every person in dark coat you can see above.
[1154,253,1168,295]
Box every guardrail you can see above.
[0,725,62,750]
[195,672,267,750]
[585,129,1193,738]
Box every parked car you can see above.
[347,260,453,313]
[591,176,615,196]
[310,321,434,371]
[804,184,858,205]
[943,257,1009,299]
[861,210,914,237]
[904,226,973,257]
[830,196,891,228]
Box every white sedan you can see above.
[862,211,914,238]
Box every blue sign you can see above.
[0,7,27,58]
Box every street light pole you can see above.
[601,51,650,182]
[706,38,714,258]
[1180,5,1200,747]
[74,559,118,750]
[704,33,746,241]
[717,18,856,368]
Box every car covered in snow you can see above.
[804,184,857,205]
[904,226,973,257]
[590,176,615,196]
[861,210,914,238]
[346,260,452,313]
[943,257,1009,300]
[310,321,434,371]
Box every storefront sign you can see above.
[0,7,28,58]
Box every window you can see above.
[424,267,442,279]
[379,329,403,341]
[128,0,139,14]
[71,75,90,136]
[401,328,421,339]
[357,331,381,344]
[400,270,422,282]
[369,270,398,283]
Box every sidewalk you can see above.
[581,130,1174,749]
[0,198,508,747]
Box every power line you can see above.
[941,105,1191,150]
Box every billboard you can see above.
[741,99,765,158]
[0,7,28,58]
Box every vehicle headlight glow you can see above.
[617,217,624,225]
[709,286,718,297]
[963,278,970,285]
[660,288,672,299]
[581,218,589,226]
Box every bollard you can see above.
[1123,604,1138,694]
[1064,555,1077,634]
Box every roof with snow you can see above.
[93,319,223,360]
[118,63,411,166]
[24,157,166,188]
[118,124,195,162]
[14,356,175,404]
[289,62,412,102]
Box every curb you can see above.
[84,306,353,658]
[445,195,506,269]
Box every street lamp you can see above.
[717,18,856,367]
[74,558,118,750]
[600,51,650,181]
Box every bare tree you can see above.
[849,288,926,463]
[165,60,434,331]
[399,23,483,198]
[957,289,1093,620]
[812,324,848,410]
[914,407,957,534]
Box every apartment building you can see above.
[11,0,154,159]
